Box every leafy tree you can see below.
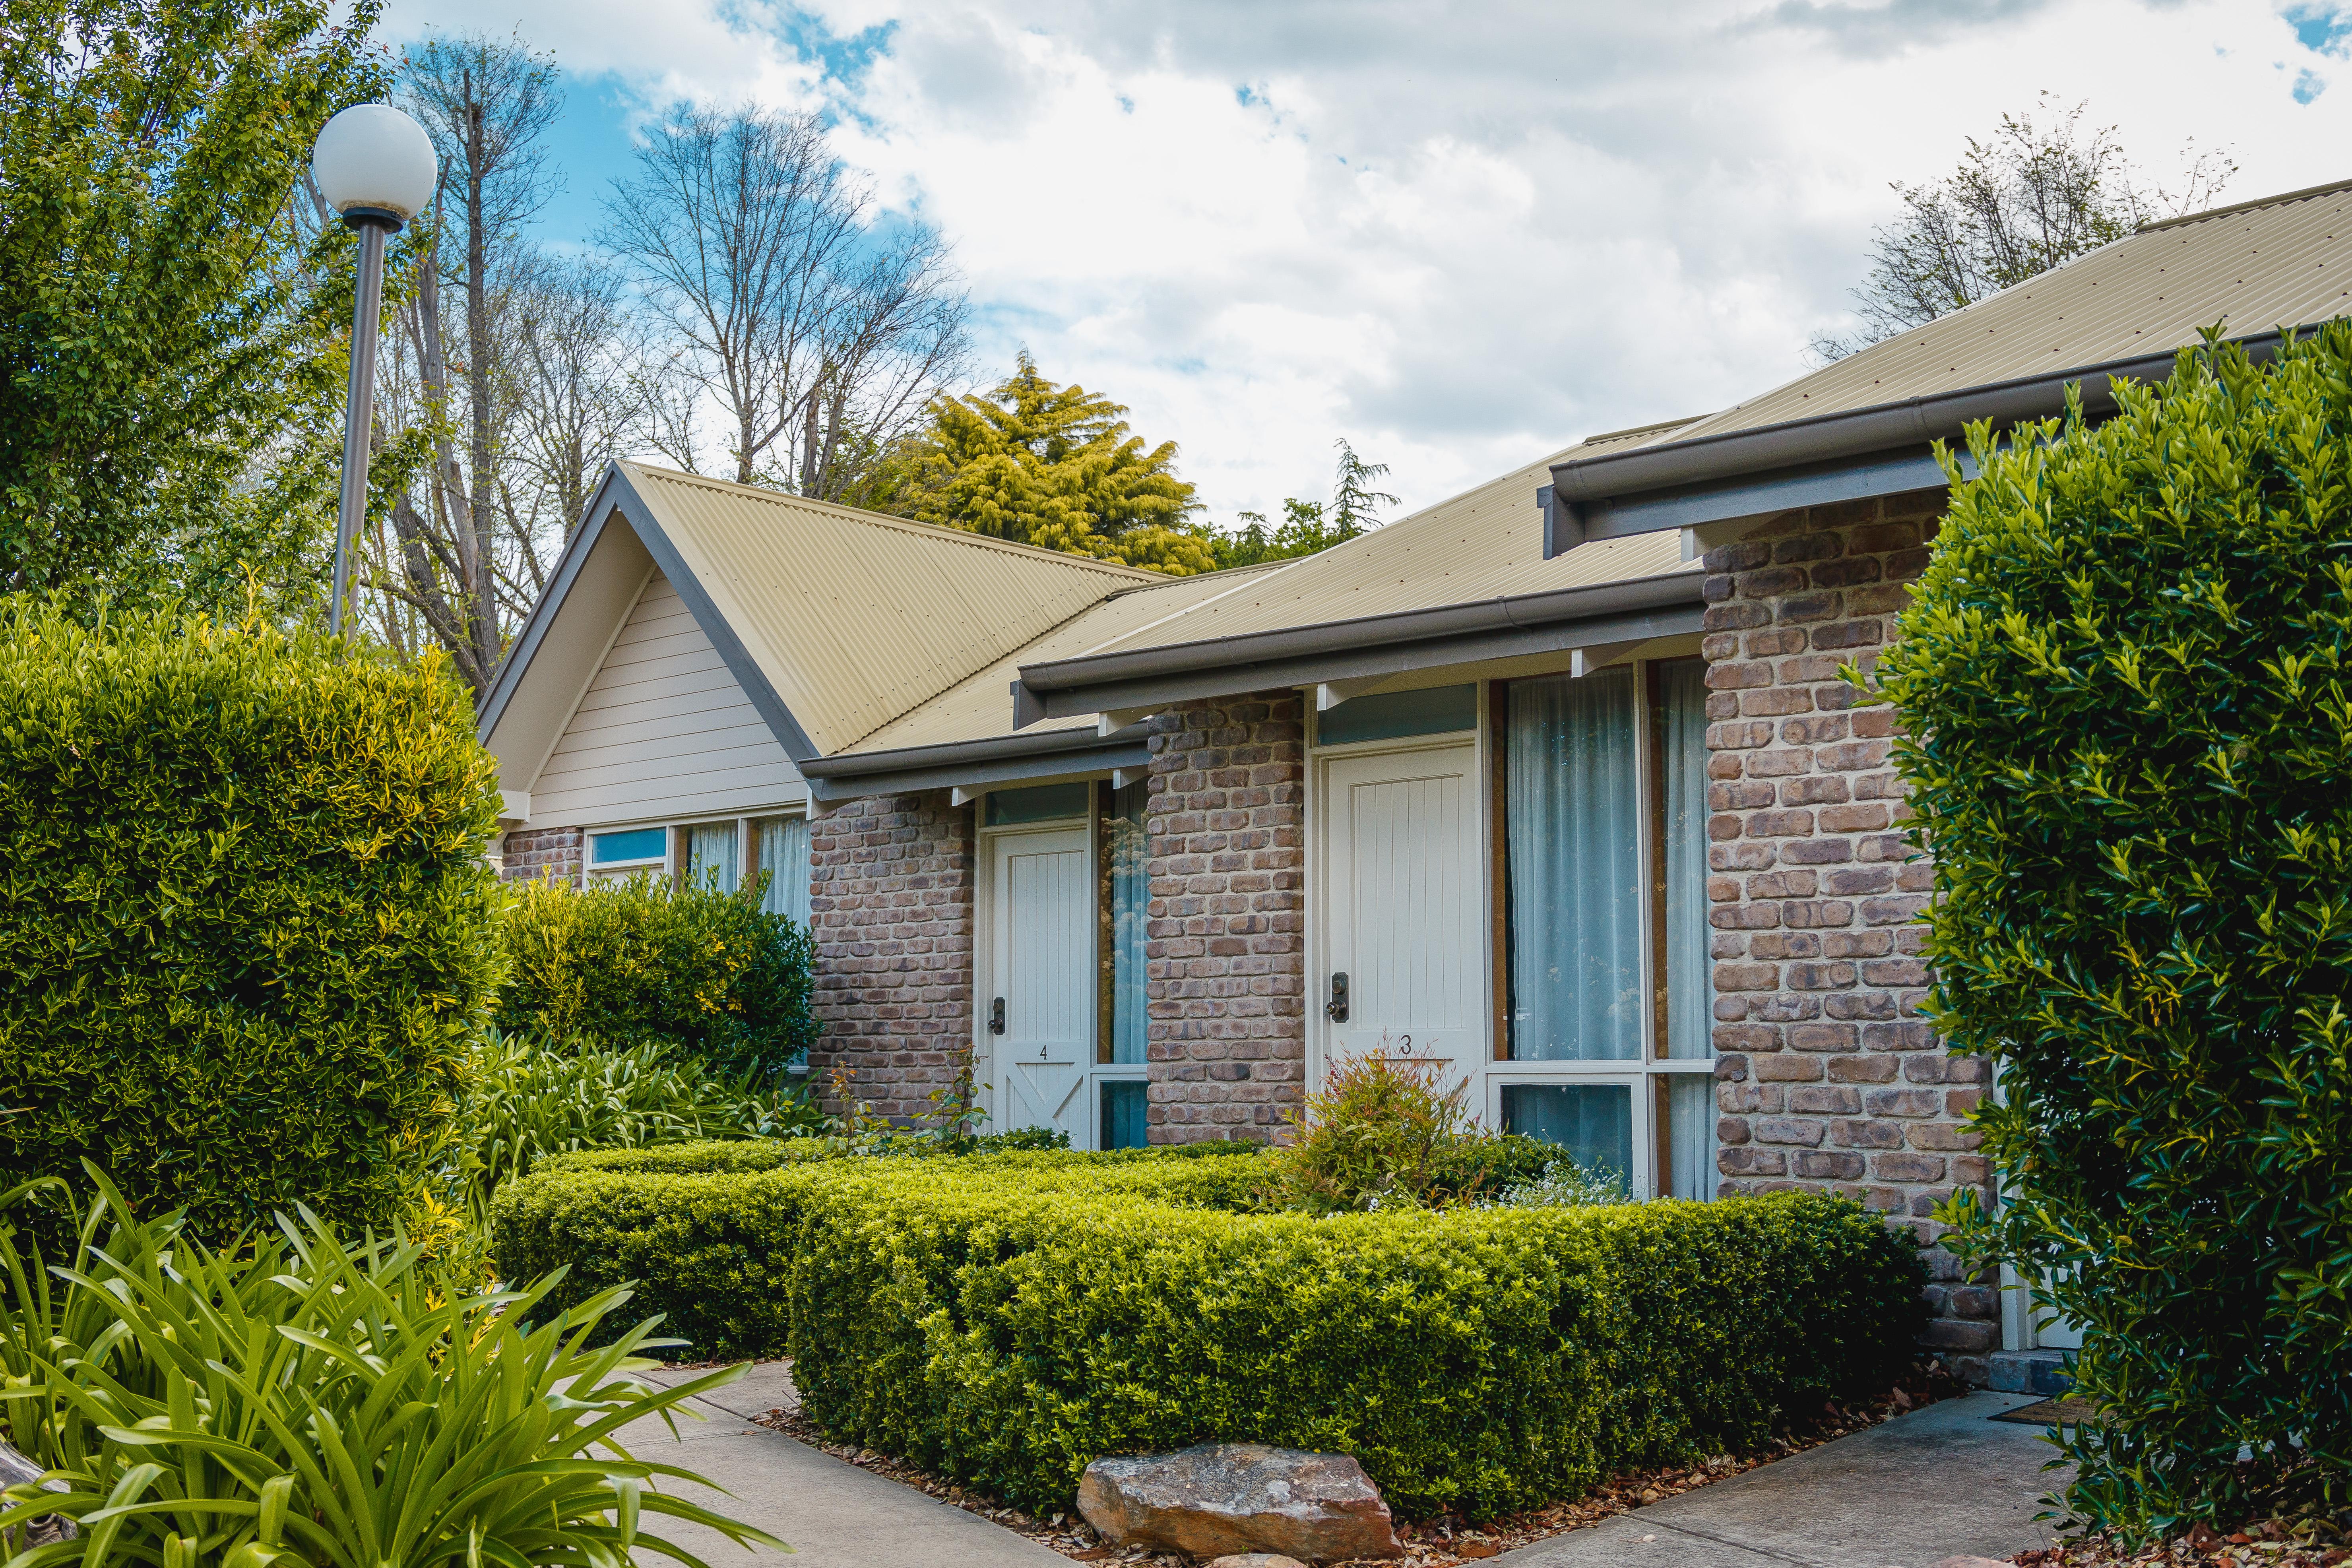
[1878,327,2352,1538]
[1814,96,2234,361]
[1209,438,1397,569]
[899,353,1212,574]
[0,0,385,608]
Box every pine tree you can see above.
[900,353,1213,574]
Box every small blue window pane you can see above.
[985,781,1092,825]
[1502,1083,1633,1192]
[1317,684,1478,746]
[590,826,667,865]
[1100,1079,1149,1150]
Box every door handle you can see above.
[1326,971,1349,1023]
[989,997,1006,1035]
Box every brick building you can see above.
[479,177,2352,1386]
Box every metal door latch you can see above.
[1325,971,1350,1023]
[990,997,1006,1035]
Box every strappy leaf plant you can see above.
[0,1166,786,1568]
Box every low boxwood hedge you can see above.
[492,1144,1922,1519]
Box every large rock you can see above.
[1076,1443,1403,1561]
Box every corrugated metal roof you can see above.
[620,462,1159,755]
[1066,430,1700,658]
[1668,176,2352,444]
[840,562,1292,756]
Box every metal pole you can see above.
[332,217,391,641]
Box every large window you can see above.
[1497,658,1714,1198]
[582,814,813,931]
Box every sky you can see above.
[372,0,2352,524]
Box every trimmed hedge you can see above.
[1881,326,2352,1535]
[496,872,817,1077]
[0,602,502,1241]
[494,1145,1922,1518]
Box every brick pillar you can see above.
[1701,490,2000,1377]
[1143,690,1307,1143]
[498,825,581,884]
[806,790,975,1123]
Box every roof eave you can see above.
[1013,570,1707,722]
[1545,326,2297,554]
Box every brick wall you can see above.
[807,790,976,1122]
[1144,690,1308,1143]
[499,825,581,884]
[1700,489,1999,1375]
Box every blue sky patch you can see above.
[2286,2,2352,55]
[2295,65,2329,100]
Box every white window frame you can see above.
[581,810,809,896]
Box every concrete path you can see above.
[1489,1391,2072,1568]
[617,1362,1065,1568]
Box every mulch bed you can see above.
[750,1359,1972,1566]
[2009,1515,2352,1568]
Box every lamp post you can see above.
[311,104,437,640]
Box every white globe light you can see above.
[312,104,437,223]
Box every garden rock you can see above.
[1076,1443,1402,1561]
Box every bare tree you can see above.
[604,105,970,498]
[387,31,562,692]
[1814,96,2236,361]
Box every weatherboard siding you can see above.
[529,571,806,828]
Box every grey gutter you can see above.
[1014,570,1705,723]
[1552,328,2290,513]
[799,723,1144,778]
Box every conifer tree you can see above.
[900,354,1212,574]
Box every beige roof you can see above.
[620,462,1159,754]
[840,562,1293,756]
[1676,176,2352,444]
[1071,423,1700,659]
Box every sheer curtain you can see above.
[1666,1076,1715,1200]
[754,815,811,927]
[1660,661,1711,1059]
[1100,783,1148,1064]
[1506,668,1643,1060]
[684,823,737,892]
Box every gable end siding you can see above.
[529,571,806,828]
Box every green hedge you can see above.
[0,602,502,1241]
[493,1146,1922,1518]
[495,872,817,1076]
[1879,325,2352,1536]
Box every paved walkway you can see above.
[621,1362,1063,1568]
[1490,1392,2072,1568]
[619,1367,2068,1568]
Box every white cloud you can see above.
[375,0,2352,520]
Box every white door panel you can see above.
[1319,744,1484,1091]
[991,828,1092,1144]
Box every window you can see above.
[1094,780,1150,1148]
[750,815,812,926]
[681,822,737,890]
[589,826,666,869]
[1317,683,1478,746]
[1496,658,1714,1198]
[986,781,1091,825]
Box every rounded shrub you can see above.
[0,601,503,1241]
[494,872,816,1077]
[1878,326,2352,1535]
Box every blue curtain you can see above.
[1100,1079,1148,1149]
[755,815,810,927]
[1102,782,1149,1064]
[1666,1074,1715,1200]
[1506,668,1642,1060]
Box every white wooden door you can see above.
[1319,743,1485,1093]
[991,828,1093,1142]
